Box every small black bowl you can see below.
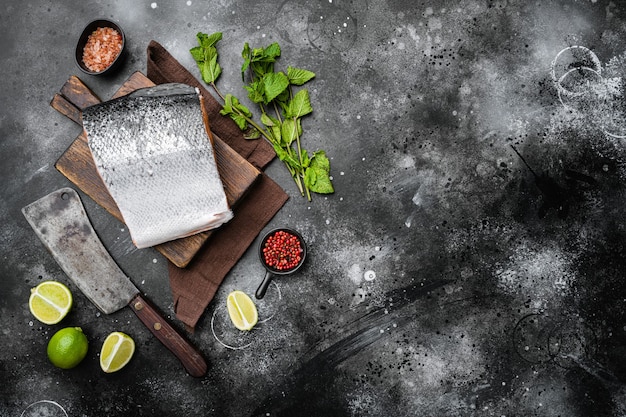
[75,19,125,76]
[255,228,307,299]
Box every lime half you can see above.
[29,281,73,325]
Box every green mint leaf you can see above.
[301,149,310,168]
[261,113,282,145]
[211,57,222,82]
[251,46,266,59]
[272,143,300,169]
[311,150,331,172]
[285,89,313,119]
[190,46,204,63]
[223,94,251,118]
[244,80,265,104]
[241,42,250,60]
[201,55,221,84]
[244,128,261,139]
[269,125,281,144]
[261,113,278,127]
[308,168,334,194]
[304,167,317,189]
[263,43,281,60]
[203,46,217,62]
[287,66,315,85]
[241,42,251,59]
[262,72,289,104]
[315,173,335,194]
[232,98,253,118]
[200,61,211,84]
[275,88,290,107]
[270,124,282,144]
[247,43,281,78]
[197,32,222,48]
[221,94,233,113]
[272,143,287,160]
[305,163,334,194]
[249,48,271,77]
[221,94,252,131]
[191,33,223,84]
[241,42,251,80]
[281,119,297,146]
[305,150,333,194]
[228,112,249,131]
[261,113,281,144]
[252,63,270,78]
[261,114,282,144]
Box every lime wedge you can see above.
[226,291,258,331]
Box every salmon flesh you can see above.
[82,83,233,249]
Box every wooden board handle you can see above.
[129,293,207,377]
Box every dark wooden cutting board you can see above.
[50,71,261,267]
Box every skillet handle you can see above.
[255,271,274,299]
[129,293,207,377]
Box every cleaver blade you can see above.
[22,188,137,314]
[22,187,207,377]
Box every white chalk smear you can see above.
[348,263,363,284]
[21,400,68,417]
[210,309,253,351]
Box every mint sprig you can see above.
[190,32,334,201]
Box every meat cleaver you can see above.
[22,187,207,377]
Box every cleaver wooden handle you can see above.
[129,293,207,377]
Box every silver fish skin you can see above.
[83,83,233,249]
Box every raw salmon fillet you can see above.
[82,83,233,249]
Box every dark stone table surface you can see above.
[2,1,625,416]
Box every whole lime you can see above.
[47,327,89,369]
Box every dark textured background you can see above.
[1,0,625,416]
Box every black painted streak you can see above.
[304,280,452,370]
[250,279,452,416]
[511,145,598,219]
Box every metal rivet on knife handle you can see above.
[154,323,162,331]
[134,301,144,311]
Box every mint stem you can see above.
[211,82,225,101]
